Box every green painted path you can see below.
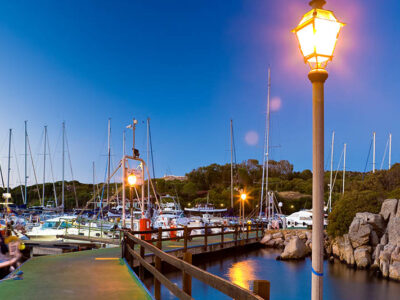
[0,247,152,300]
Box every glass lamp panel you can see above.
[314,18,341,57]
[296,23,315,58]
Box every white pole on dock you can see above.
[373,132,376,173]
[24,121,28,205]
[93,161,96,210]
[389,133,392,169]
[42,126,47,207]
[343,143,346,195]
[328,131,334,212]
[7,129,11,194]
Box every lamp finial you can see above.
[309,0,326,9]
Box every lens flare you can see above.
[245,131,259,146]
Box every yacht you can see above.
[286,210,328,228]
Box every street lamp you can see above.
[293,1,344,300]
[240,192,247,225]
[127,173,137,186]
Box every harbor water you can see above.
[144,247,400,300]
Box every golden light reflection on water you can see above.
[227,260,258,289]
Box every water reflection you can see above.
[227,260,257,289]
[145,248,400,300]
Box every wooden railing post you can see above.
[139,236,145,280]
[220,225,224,249]
[253,280,270,300]
[204,224,208,251]
[183,226,188,252]
[154,228,162,300]
[182,252,192,296]
[235,224,238,247]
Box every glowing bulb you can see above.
[127,174,137,186]
[240,193,247,201]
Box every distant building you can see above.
[162,175,187,181]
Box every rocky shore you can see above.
[329,198,400,280]
[260,198,400,282]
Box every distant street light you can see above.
[127,174,137,186]
[292,1,344,300]
[240,193,247,201]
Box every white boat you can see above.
[286,210,328,228]
[26,216,78,241]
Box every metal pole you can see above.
[343,143,346,195]
[122,156,126,227]
[24,121,28,205]
[107,118,111,203]
[62,122,65,213]
[93,161,96,209]
[389,133,392,169]
[328,131,334,212]
[230,119,234,209]
[147,118,150,207]
[373,132,376,173]
[122,130,126,227]
[7,129,11,194]
[141,164,145,217]
[265,67,271,217]
[309,69,328,300]
[43,126,47,207]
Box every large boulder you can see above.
[348,218,372,248]
[354,246,371,269]
[379,251,391,277]
[355,212,385,236]
[343,234,355,266]
[380,199,398,221]
[280,236,308,260]
[272,232,283,239]
[261,234,272,244]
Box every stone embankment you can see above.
[260,229,314,260]
[329,199,400,281]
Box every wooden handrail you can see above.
[125,231,264,300]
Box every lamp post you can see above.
[293,1,344,300]
[240,192,246,225]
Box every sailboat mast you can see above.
[373,132,376,173]
[24,121,28,205]
[147,118,150,206]
[230,119,234,209]
[107,118,111,203]
[93,161,96,209]
[43,126,47,207]
[389,133,392,169]
[343,143,346,195]
[265,67,271,219]
[7,129,11,194]
[62,122,65,212]
[328,131,334,212]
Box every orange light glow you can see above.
[240,193,247,201]
[127,174,137,186]
[293,8,344,69]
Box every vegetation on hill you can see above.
[4,159,399,238]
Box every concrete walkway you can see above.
[0,247,152,300]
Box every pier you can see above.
[0,223,270,299]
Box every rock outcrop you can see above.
[331,198,400,281]
[261,229,313,257]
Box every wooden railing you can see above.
[129,222,265,252]
[122,223,270,300]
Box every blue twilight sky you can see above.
[0,0,398,186]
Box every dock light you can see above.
[293,1,344,300]
[127,174,137,186]
[293,0,344,70]
[240,193,247,201]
